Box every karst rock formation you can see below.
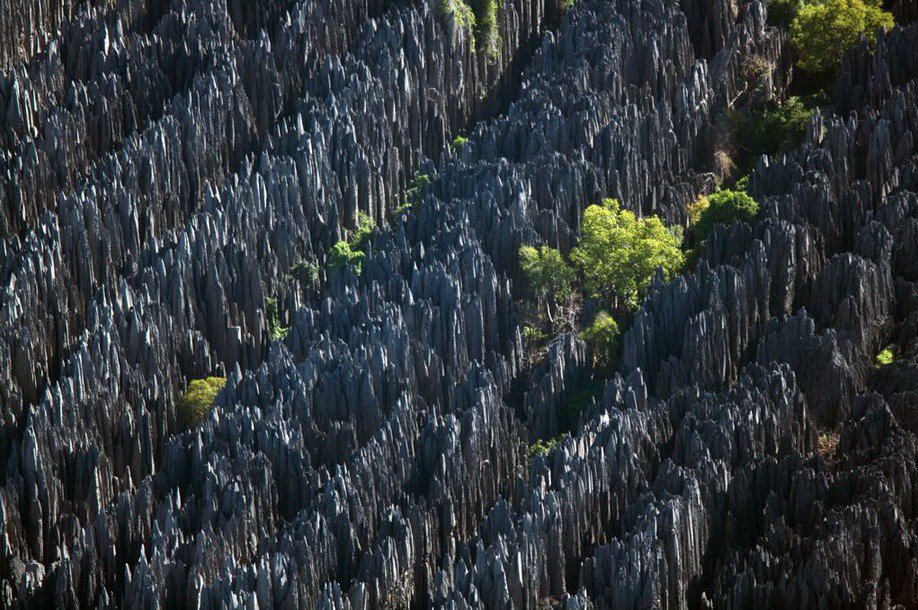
[0,0,917,607]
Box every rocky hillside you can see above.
[0,0,916,607]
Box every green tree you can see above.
[178,377,227,428]
[519,245,576,323]
[581,311,620,368]
[689,189,760,243]
[520,246,575,299]
[790,0,893,73]
[570,199,684,310]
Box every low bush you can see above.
[178,377,226,428]
[688,188,760,243]
[328,240,365,273]
[875,348,895,366]
[529,436,562,457]
[581,311,620,369]
[730,97,814,169]
[450,135,469,152]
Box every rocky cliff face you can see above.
[0,0,915,608]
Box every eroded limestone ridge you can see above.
[0,0,915,607]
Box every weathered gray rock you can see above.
[0,0,915,608]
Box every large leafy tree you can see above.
[790,0,893,73]
[571,199,684,310]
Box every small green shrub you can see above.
[351,212,376,249]
[522,325,547,344]
[689,189,760,243]
[571,199,685,310]
[328,240,365,274]
[790,0,893,74]
[398,172,431,214]
[265,297,289,341]
[178,377,226,428]
[288,260,319,286]
[731,97,814,166]
[581,312,620,369]
[875,348,894,366]
[451,135,469,153]
[529,436,563,457]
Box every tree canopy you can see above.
[790,0,894,73]
[571,199,684,310]
[519,245,576,304]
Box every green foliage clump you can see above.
[581,311,620,369]
[731,97,815,167]
[519,245,576,304]
[571,199,685,310]
[397,172,431,215]
[351,212,376,249]
[328,240,366,274]
[528,436,563,457]
[178,377,226,428]
[875,348,895,366]
[265,297,289,341]
[328,212,376,274]
[288,259,319,286]
[522,325,546,344]
[790,0,894,73]
[451,135,469,153]
[441,0,476,32]
[689,189,760,243]
[476,0,501,60]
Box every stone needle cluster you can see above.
[0,0,916,608]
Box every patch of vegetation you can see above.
[397,172,431,216]
[790,0,893,74]
[817,429,840,462]
[475,0,501,60]
[440,0,476,34]
[178,377,227,428]
[729,97,815,170]
[328,240,366,274]
[450,135,469,153]
[522,325,547,344]
[519,245,576,308]
[351,212,376,249]
[875,348,895,366]
[265,297,289,341]
[328,212,376,274]
[288,259,319,285]
[688,188,760,244]
[571,199,685,311]
[517,245,578,364]
[581,311,620,369]
[528,435,563,457]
